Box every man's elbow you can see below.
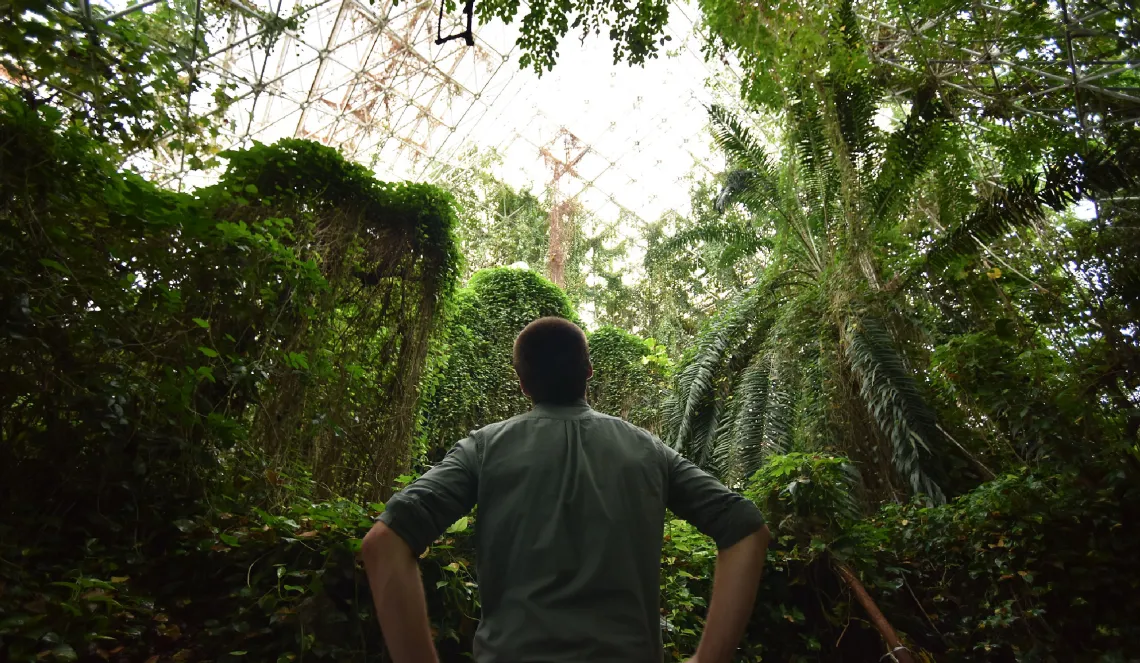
[361,521,404,562]
[741,524,770,560]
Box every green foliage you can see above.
[844,466,1140,661]
[218,138,461,296]
[418,267,578,460]
[637,183,762,358]
[478,0,672,72]
[744,453,861,544]
[206,138,461,499]
[2,0,1139,660]
[668,55,1138,507]
[0,93,468,658]
[0,0,239,159]
[658,519,714,659]
[2,93,253,525]
[920,149,1137,279]
[431,152,551,280]
[0,90,460,572]
[674,91,962,501]
[587,326,671,432]
[698,0,1135,181]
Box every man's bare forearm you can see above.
[692,525,770,663]
[361,521,438,663]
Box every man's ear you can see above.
[515,369,531,397]
[586,362,594,381]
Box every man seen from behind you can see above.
[362,316,770,663]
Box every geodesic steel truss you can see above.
[860,0,1140,136]
[13,0,1135,222]
[103,0,518,183]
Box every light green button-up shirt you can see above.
[379,399,766,663]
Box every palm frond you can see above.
[731,353,772,480]
[920,148,1137,277]
[668,283,776,460]
[788,89,834,186]
[708,105,777,171]
[646,212,770,269]
[829,0,879,162]
[833,0,866,52]
[709,404,737,480]
[923,176,1049,275]
[709,105,782,208]
[786,88,839,245]
[831,75,879,166]
[715,168,777,214]
[843,316,946,503]
[866,81,947,227]
[687,394,723,472]
[763,372,796,455]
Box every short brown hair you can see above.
[513,317,591,404]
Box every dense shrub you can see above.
[215,138,461,499]
[417,267,578,460]
[586,326,671,432]
[0,471,477,663]
[844,466,1140,661]
[0,97,459,515]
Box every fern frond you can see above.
[843,316,946,503]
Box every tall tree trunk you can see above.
[834,561,916,663]
[547,200,568,288]
[539,129,587,289]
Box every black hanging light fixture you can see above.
[435,0,475,46]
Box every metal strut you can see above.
[435,0,475,46]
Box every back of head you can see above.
[513,317,591,405]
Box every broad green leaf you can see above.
[39,258,69,274]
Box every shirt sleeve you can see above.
[663,444,766,550]
[377,437,479,556]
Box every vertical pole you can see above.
[1057,0,1089,142]
[1057,0,1102,228]
[177,0,204,190]
[541,130,588,288]
[294,0,352,136]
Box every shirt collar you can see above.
[531,398,592,417]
